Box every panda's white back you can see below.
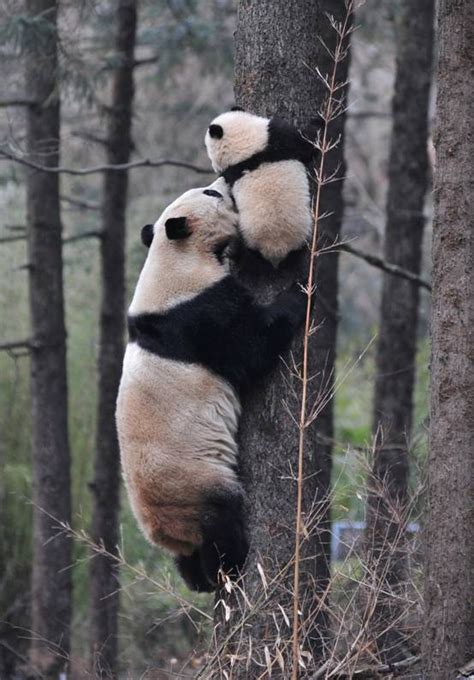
[233,160,312,266]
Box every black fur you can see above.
[221,117,315,187]
[208,123,223,139]
[128,276,306,393]
[175,488,248,592]
[165,216,191,240]
[141,224,154,248]
[175,552,212,592]
[203,188,223,198]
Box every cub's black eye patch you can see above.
[141,224,154,248]
[208,124,224,139]
[165,216,191,240]
[203,189,223,198]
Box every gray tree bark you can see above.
[422,1,474,678]
[25,1,72,677]
[366,0,434,662]
[212,2,351,677]
[89,0,137,677]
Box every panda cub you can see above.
[205,108,315,266]
[116,178,306,591]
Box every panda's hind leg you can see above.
[175,551,214,592]
[200,488,249,588]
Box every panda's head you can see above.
[141,177,239,268]
[205,109,269,173]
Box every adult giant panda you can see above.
[116,179,307,591]
[205,109,316,266]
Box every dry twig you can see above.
[292,4,354,678]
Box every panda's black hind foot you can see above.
[175,552,214,593]
[200,489,249,589]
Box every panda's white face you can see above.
[146,177,237,253]
[130,179,239,315]
[205,110,269,173]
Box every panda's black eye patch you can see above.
[203,189,223,198]
[208,124,224,139]
[165,216,191,240]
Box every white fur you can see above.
[205,111,312,266]
[205,111,269,172]
[234,160,312,265]
[129,180,238,315]
[116,182,242,554]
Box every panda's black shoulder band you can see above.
[221,120,314,187]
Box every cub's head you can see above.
[141,178,239,268]
[205,109,269,173]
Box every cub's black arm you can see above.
[262,282,308,360]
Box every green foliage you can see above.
[0,12,57,57]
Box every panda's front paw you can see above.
[279,282,308,327]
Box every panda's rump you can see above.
[117,347,243,555]
[131,485,204,555]
[233,160,312,264]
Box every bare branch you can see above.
[1,230,102,244]
[349,111,391,120]
[60,194,100,211]
[0,234,26,244]
[0,339,31,352]
[321,654,421,678]
[132,56,159,68]
[71,130,109,147]
[63,230,103,244]
[0,99,35,108]
[6,225,26,232]
[0,149,214,176]
[338,242,432,291]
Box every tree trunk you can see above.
[26,1,72,677]
[422,1,474,678]
[211,2,350,677]
[366,0,434,662]
[89,1,137,676]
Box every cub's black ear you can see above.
[165,216,191,240]
[208,124,223,139]
[141,224,154,248]
[231,105,244,112]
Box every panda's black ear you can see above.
[208,124,224,139]
[231,105,244,112]
[165,216,191,240]
[141,224,154,248]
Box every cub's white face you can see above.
[129,178,239,315]
[205,110,269,173]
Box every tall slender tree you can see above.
[25,0,72,676]
[89,0,137,676]
[213,1,351,676]
[422,1,474,678]
[366,0,435,662]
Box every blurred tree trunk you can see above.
[422,1,474,678]
[25,0,72,677]
[89,0,137,676]
[212,2,350,677]
[366,0,435,663]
